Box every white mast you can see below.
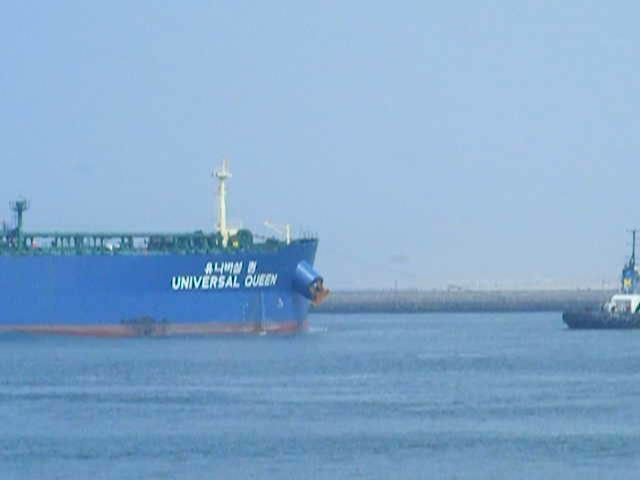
[214,159,231,247]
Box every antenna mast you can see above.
[631,229,637,268]
[10,199,29,232]
[264,221,291,245]
[214,160,231,247]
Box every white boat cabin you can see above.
[605,294,640,314]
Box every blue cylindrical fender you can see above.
[293,260,323,300]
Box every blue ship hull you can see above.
[0,239,320,336]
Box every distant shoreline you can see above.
[311,289,614,314]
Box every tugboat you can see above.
[563,230,640,329]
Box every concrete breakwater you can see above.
[312,289,614,314]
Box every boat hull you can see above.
[0,240,319,336]
[563,310,640,329]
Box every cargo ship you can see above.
[0,161,328,336]
[563,230,640,329]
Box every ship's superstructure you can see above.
[599,230,640,315]
[620,230,640,294]
[0,161,328,336]
[563,230,640,328]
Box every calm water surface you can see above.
[2,313,640,479]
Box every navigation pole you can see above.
[215,160,231,247]
[10,199,29,248]
[631,229,637,268]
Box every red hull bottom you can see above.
[0,320,308,337]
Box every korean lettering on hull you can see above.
[171,260,278,291]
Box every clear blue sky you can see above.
[1,2,638,289]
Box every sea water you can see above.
[2,313,640,479]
